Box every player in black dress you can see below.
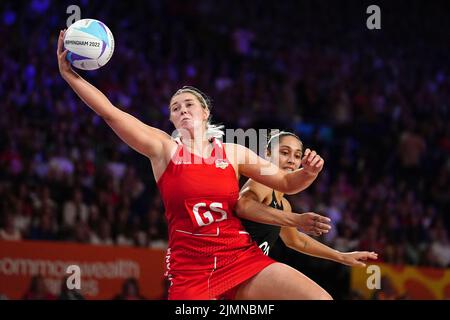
[238,131,378,265]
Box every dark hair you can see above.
[266,131,303,155]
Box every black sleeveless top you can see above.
[241,190,284,255]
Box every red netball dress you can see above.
[157,138,275,299]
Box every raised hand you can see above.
[56,29,73,77]
[301,148,324,176]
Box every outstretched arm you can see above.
[233,144,324,194]
[280,201,378,267]
[280,227,377,267]
[57,30,173,159]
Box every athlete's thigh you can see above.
[234,262,332,300]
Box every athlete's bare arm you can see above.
[225,143,323,194]
[280,200,378,267]
[236,179,331,234]
[57,30,175,160]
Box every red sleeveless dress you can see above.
[157,138,275,299]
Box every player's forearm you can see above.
[288,233,343,263]
[235,197,298,227]
[283,168,318,194]
[63,70,119,120]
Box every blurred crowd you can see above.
[0,0,449,299]
[14,274,166,300]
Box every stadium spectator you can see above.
[23,275,57,300]
[0,0,448,300]
[114,278,146,300]
[58,276,85,300]
[0,212,22,241]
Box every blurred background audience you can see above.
[0,0,449,299]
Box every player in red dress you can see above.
[57,30,332,299]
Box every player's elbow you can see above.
[277,179,295,194]
[282,238,304,252]
[282,181,311,195]
[235,197,249,218]
[281,237,295,249]
[283,170,318,194]
[280,176,304,194]
[236,190,260,219]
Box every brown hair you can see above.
[171,86,224,139]
[172,86,212,111]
